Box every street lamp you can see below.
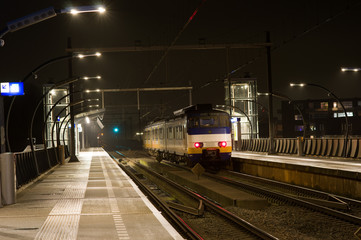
[29,74,101,167]
[341,67,361,72]
[5,52,101,152]
[290,82,349,157]
[0,5,106,45]
[82,76,101,80]
[257,92,307,139]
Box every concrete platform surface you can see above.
[232,151,361,199]
[232,151,361,173]
[0,148,183,240]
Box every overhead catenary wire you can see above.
[198,1,361,90]
[228,1,361,77]
[143,0,207,85]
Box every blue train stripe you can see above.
[187,127,231,135]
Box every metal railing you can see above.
[234,137,361,159]
[14,146,64,189]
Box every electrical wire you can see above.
[142,0,207,85]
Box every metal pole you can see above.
[50,100,85,148]
[137,89,141,141]
[101,91,105,109]
[68,37,79,162]
[226,47,232,116]
[29,77,79,169]
[5,54,74,152]
[189,81,192,106]
[266,31,275,154]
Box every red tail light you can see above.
[194,142,203,148]
[218,141,227,147]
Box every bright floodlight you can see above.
[290,83,306,87]
[341,67,361,72]
[76,52,101,59]
[257,92,270,96]
[64,6,106,15]
[82,76,101,80]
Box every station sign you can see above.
[0,82,24,96]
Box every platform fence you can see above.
[234,137,361,159]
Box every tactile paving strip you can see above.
[101,158,130,240]
[35,176,87,239]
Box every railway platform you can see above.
[232,151,361,199]
[0,148,183,240]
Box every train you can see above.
[143,104,232,167]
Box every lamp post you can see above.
[59,105,100,155]
[51,99,99,148]
[290,82,349,157]
[341,67,361,72]
[5,52,101,152]
[0,5,105,45]
[258,92,307,139]
[29,76,101,164]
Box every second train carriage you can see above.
[143,104,232,166]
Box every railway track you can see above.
[108,150,278,240]
[160,161,361,239]
[108,150,361,239]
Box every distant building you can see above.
[281,98,361,138]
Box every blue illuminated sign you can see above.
[0,82,24,96]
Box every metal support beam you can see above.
[66,43,272,54]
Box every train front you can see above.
[186,110,232,166]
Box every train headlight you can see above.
[194,142,203,148]
[218,141,227,147]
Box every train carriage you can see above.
[143,104,232,167]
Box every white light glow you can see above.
[85,117,90,124]
[341,67,361,72]
[290,83,305,87]
[66,6,106,15]
[98,7,106,13]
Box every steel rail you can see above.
[130,158,278,240]
[108,153,203,240]
[202,171,361,226]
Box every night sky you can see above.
[1,0,361,149]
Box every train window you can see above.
[187,117,199,128]
[175,127,179,139]
[200,117,215,127]
[159,128,164,139]
[155,129,158,140]
[152,129,155,140]
[188,114,230,128]
[175,126,183,140]
[168,127,173,139]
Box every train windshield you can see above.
[187,113,230,128]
